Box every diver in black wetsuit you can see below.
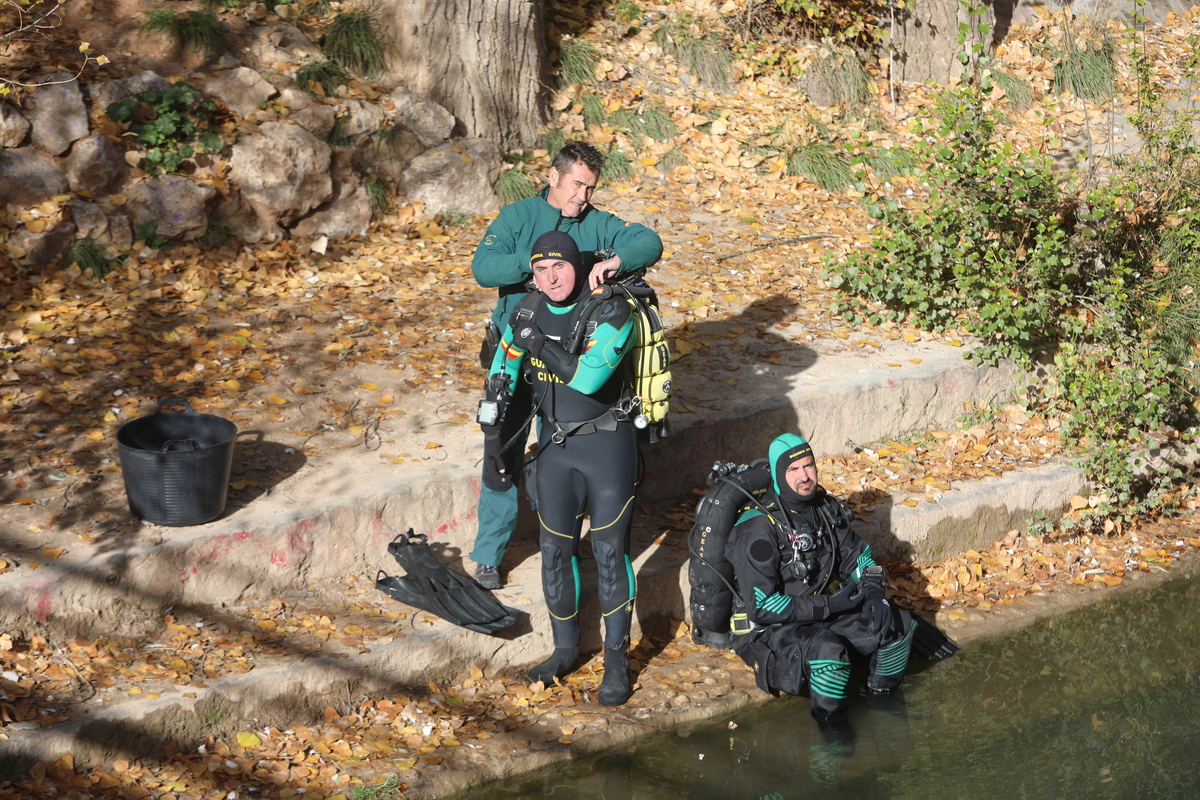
[726,433,916,733]
[482,230,639,706]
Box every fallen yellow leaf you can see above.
[266,395,288,405]
[360,382,381,391]
[237,732,263,747]
[42,548,63,559]
[425,442,442,449]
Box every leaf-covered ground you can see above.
[5,1,1200,797]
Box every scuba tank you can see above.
[688,459,771,648]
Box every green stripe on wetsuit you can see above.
[808,659,851,699]
[852,549,877,581]
[875,620,915,676]
[754,585,792,615]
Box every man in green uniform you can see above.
[468,142,663,588]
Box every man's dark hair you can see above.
[551,142,604,177]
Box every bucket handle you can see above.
[155,398,196,415]
[160,439,199,453]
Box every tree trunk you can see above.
[380,0,548,151]
[883,0,997,85]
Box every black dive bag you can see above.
[688,461,772,648]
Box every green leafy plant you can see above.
[139,7,226,56]
[105,82,223,174]
[830,35,1200,524]
[324,4,390,77]
[494,168,537,206]
[557,36,600,87]
[68,237,118,279]
[295,59,346,97]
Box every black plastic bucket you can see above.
[117,398,237,526]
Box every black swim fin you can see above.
[911,614,959,660]
[376,529,519,635]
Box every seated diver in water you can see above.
[726,433,916,735]
[481,230,640,706]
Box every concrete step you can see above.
[1,337,1027,638]
[0,336,1097,772]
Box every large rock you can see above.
[0,148,69,205]
[398,139,501,215]
[126,176,217,241]
[354,126,423,183]
[277,88,336,139]
[89,72,171,117]
[384,86,455,147]
[216,191,284,243]
[26,73,89,155]
[69,202,132,247]
[71,200,109,240]
[203,67,279,118]
[246,23,322,67]
[337,99,385,138]
[0,102,30,147]
[229,122,332,226]
[6,219,76,266]
[65,135,127,195]
[290,182,372,240]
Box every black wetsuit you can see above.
[726,488,915,719]
[490,287,638,654]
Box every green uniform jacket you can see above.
[472,186,664,326]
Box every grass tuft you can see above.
[140,7,226,56]
[557,37,600,87]
[801,50,871,107]
[652,24,733,89]
[786,141,853,190]
[324,5,390,78]
[68,237,118,280]
[866,148,916,180]
[196,214,237,250]
[609,104,677,146]
[660,147,688,173]
[494,169,538,207]
[295,59,346,97]
[581,94,607,128]
[1052,37,1116,100]
[600,148,635,184]
[992,69,1034,110]
[363,173,391,214]
[543,128,568,156]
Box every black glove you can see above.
[511,322,546,357]
[827,581,864,615]
[859,582,893,636]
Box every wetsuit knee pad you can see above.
[540,543,568,608]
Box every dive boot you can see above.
[376,529,519,635]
